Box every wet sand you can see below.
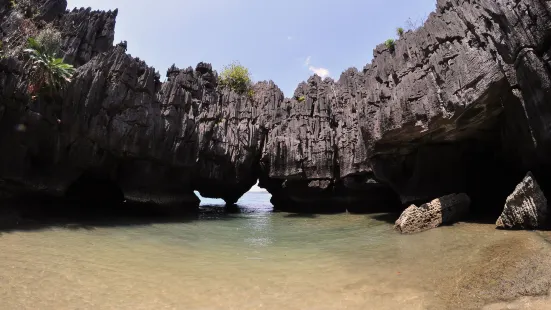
[0,194,550,309]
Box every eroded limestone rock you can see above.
[395,193,471,234]
[496,172,548,229]
[3,0,551,213]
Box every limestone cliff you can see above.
[1,0,551,214]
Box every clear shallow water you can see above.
[1,192,551,309]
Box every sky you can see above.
[66,0,436,97]
[65,0,436,193]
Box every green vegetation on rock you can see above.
[24,36,75,98]
[396,27,404,37]
[219,61,253,96]
[385,39,395,52]
[35,26,62,56]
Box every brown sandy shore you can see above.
[453,231,551,310]
[478,231,551,310]
[0,202,551,310]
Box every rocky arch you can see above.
[2,0,551,217]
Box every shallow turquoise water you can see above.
[0,192,550,309]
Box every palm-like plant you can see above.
[396,27,404,37]
[24,37,75,97]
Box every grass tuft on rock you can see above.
[385,39,395,52]
[396,27,404,37]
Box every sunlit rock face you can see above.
[260,0,551,212]
[496,172,548,229]
[395,193,471,234]
[2,0,551,214]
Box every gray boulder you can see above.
[395,193,471,234]
[496,172,548,229]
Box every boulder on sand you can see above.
[395,193,471,234]
[496,172,548,229]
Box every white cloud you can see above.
[309,66,330,79]
[303,56,329,79]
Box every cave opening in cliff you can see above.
[462,139,516,220]
[373,101,526,222]
[194,180,273,210]
[65,172,125,207]
[451,115,527,221]
[460,86,541,221]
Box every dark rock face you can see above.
[260,0,551,211]
[62,52,269,205]
[496,172,548,229]
[1,0,551,214]
[35,0,67,22]
[0,1,119,198]
[56,6,117,67]
[394,193,470,234]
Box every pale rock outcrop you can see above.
[395,193,471,234]
[496,172,548,229]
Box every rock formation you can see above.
[496,172,548,229]
[1,0,551,214]
[394,193,470,234]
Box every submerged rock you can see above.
[496,172,548,229]
[394,193,471,234]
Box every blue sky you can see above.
[67,0,436,97]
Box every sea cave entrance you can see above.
[65,172,125,207]
[195,181,273,212]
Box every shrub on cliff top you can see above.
[36,26,62,57]
[396,27,404,37]
[219,61,253,95]
[385,39,395,52]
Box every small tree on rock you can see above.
[219,61,253,96]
